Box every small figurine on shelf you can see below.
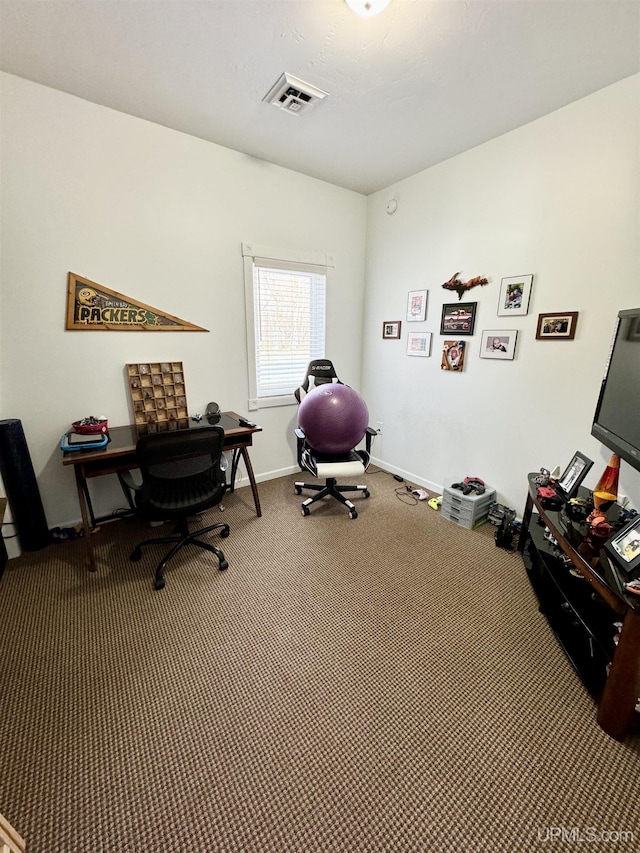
[534,468,551,487]
[585,511,612,550]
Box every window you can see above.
[243,243,331,408]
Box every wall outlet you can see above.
[376,421,383,434]
[248,399,258,411]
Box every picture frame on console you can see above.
[555,451,593,499]
[605,515,640,577]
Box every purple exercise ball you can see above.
[298,383,369,454]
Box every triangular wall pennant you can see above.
[65,273,208,331]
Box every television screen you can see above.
[591,307,640,473]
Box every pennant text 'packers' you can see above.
[65,273,208,331]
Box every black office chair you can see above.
[120,426,230,589]
[293,360,376,519]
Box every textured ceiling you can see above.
[1,0,638,195]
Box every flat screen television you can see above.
[591,307,640,474]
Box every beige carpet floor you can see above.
[1,469,639,852]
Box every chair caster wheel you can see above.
[219,559,228,570]
[154,576,165,590]
[221,526,230,538]
[349,509,358,519]
[130,547,142,562]
[301,505,310,516]
[295,485,302,495]
[363,490,370,498]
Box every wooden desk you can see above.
[62,412,262,571]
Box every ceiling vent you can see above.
[262,73,328,116]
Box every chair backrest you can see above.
[135,426,226,515]
[294,359,342,403]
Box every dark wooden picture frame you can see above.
[535,311,579,340]
[440,302,477,336]
[382,321,402,339]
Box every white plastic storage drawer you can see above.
[441,486,496,529]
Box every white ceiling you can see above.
[1,0,638,195]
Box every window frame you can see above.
[242,243,333,410]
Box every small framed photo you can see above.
[440,302,477,336]
[406,332,432,357]
[406,290,428,322]
[536,311,579,340]
[479,330,518,360]
[605,515,640,577]
[441,340,466,372]
[497,275,533,316]
[556,451,593,499]
[382,321,402,340]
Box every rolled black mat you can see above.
[0,418,50,551]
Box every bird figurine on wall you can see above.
[442,272,489,300]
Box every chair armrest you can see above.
[365,426,377,454]
[118,470,141,493]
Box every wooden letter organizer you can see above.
[127,362,189,434]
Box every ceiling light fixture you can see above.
[344,0,392,17]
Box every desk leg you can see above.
[73,464,97,572]
[229,449,241,494]
[240,447,262,517]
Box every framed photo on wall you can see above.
[440,302,477,336]
[536,311,579,340]
[497,275,533,316]
[479,330,518,360]
[382,321,402,339]
[406,332,431,357]
[441,340,466,371]
[406,290,428,322]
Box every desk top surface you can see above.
[62,411,261,465]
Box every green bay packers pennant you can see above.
[66,272,208,331]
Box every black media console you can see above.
[518,475,640,741]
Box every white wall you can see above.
[362,75,640,513]
[2,72,639,537]
[0,74,366,529]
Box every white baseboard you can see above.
[369,456,443,495]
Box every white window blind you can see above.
[251,257,326,399]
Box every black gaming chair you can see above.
[120,426,230,589]
[293,360,376,519]
[293,359,342,468]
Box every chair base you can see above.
[130,516,230,589]
[295,477,370,519]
